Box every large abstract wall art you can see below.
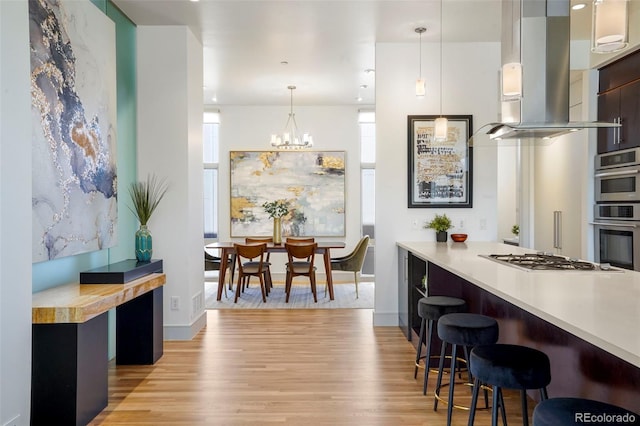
[29,0,117,262]
[230,151,346,237]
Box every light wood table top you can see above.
[32,273,166,324]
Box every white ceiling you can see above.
[111,0,593,106]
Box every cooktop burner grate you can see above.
[481,253,618,272]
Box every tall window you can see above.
[359,111,375,275]
[203,112,220,238]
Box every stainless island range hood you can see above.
[485,0,619,140]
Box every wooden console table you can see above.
[31,272,166,426]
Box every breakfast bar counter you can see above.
[397,241,640,411]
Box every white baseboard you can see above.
[373,311,399,326]
[164,310,207,340]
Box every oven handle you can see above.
[590,221,638,228]
[594,169,639,178]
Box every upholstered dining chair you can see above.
[284,242,318,303]
[329,235,370,298]
[204,249,236,298]
[233,243,271,303]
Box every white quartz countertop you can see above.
[397,241,640,368]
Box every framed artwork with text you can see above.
[407,115,473,208]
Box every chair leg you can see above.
[468,377,481,426]
[499,388,507,426]
[540,387,548,401]
[422,319,434,396]
[446,343,458,426]
[491,385,500,426]
[223,276,228,298]
[521,389,528,426]
[259,274,266,303]
[234,274,243,303]
[285,272,292,303]
[354,271,359,299]
[263,268,272,297]
[310,272,318,303]
[414,317,426,379]
[434,340,448,411]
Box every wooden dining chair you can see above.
[243,237,274,293]
[286,237,315,243]
[284,242,318,303]
[233,243,270,303]
[286,237,315,261]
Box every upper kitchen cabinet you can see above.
[597,50,640,154]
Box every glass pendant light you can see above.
[591,0,629,54]
[434,1,447,141]
[415,27,426,97]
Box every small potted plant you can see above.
[511,224,520,237]
[425,213,453,242]
[262,200,289,244]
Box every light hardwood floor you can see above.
[90,309,536,425]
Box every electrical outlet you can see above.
[170,296,180,310]
[459,219,465,229]
[480,218,487,230]
[412,220,419,229]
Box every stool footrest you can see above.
[434,382,493,411]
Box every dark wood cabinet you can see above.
[597,50,640,154]
[397,249,426,341]
[598,79,640,153]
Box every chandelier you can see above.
[270,85,313,149]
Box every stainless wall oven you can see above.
[592,204,640,271]
[595,165,640,203]
[595,149,640,271]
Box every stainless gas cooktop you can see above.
[479,253,620,272]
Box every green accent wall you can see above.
[32,0,138,292]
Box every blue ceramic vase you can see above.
[135,225,153,262]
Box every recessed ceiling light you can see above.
[280,61,289,65]
[360,84,368,89]
[356,96,363,102]
[212,95,217,102]
[572,3,586,10]
[364,68,375,74]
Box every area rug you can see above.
[204,280,374,309]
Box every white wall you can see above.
[216,105,363,274]
[532,75,592,258]
[137,26,206,340]
[1,1,32,424]
[374,41,501,326]
[497,145,518,241]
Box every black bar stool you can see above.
[414,296,467,395]
[435,313,499,426]
[468,344,551,426]
[533,397,639,426]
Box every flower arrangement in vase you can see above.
[424,213,453,242]
[262,200,289,244]
[128,175,168,262]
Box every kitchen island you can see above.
[397,241,640,412]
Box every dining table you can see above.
[206,241,346,301]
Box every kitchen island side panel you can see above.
[428,260,640,412]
